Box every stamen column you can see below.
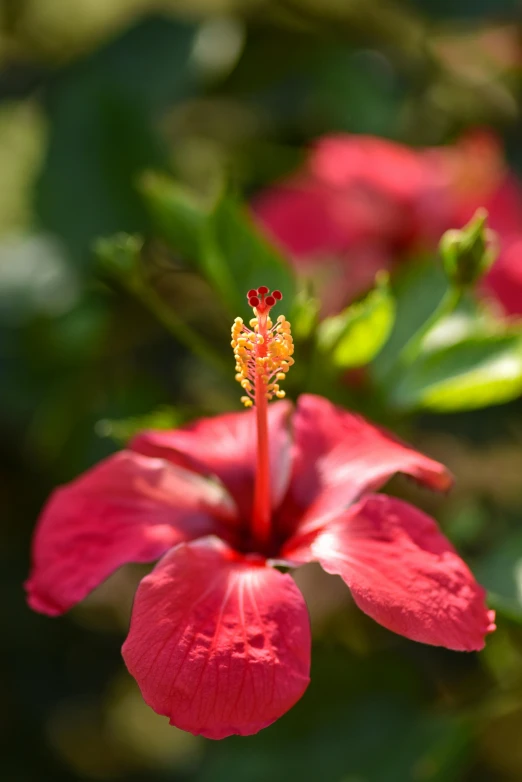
[252,304,271,547]
[231,287,293,550]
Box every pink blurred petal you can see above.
[122,537,310,739]
[131,401,292,517]
[479,176,522,238]
[485,237,522,315]
[253,182,350,259]
[280,394,451,541]
[310,135,430,202]
[254,180,395,316]
[253,134,454,313]
[25,451,236,616]
[302,494,495,651]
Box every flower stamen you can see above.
[231,288,294,408]
[230,287,294,550]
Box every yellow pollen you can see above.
[231,293,294,407]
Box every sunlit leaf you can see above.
[318,277,395,369]
[96,406,182,445]
[420,309,498,354]
[389,333,522,412]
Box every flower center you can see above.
[231,287,294,548]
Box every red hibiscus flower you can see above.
[26,288,495,739]
[254,132,522,316]
[253,135,451,312]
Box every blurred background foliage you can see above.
[4,0,522,780]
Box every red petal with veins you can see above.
[290,494,494,651]
[122,537,311,739]
[280,394,451,540]
[131,401,292,517]
[25,452,236,616]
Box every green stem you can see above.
[379,285,462,393]
[398,285,462,367]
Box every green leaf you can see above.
[140,177,295,316]
[204,195,296,316]
[372,259,449,383]
[389,333,522,412]
[420,308,498,354]
[318,277,395,369]
[95,233,143,283]
[289,288,320,340]
[96,406,181,445]
[139,172,209,264]
[36,17,197,271]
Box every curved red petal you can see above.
[122,537,311,739]
[280,394,452,541]
[307,494,495,651]
[26,452,236,616]
[131,401,292,516]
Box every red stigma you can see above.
[247,286,283,314]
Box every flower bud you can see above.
[95,233,143,282]
[440,208,498,288]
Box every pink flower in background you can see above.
[253,135,450,313]
[26,290,494,739]
[254,132,522,315]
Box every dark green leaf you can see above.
[140,172,209,264]
[475,529,522,620]
[372,259,449,382]
[141,177,295,316]
[36,17,197,270]
[204,195,296,315]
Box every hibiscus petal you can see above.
[131,401,292,515]
[281,394,451,539]
[296,494,495,651]
[25,452,236,616]
[122,536,311,739]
